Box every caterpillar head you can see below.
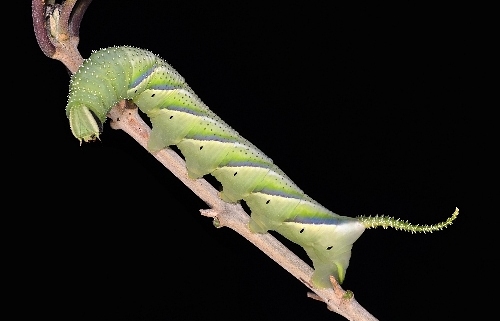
[68,105,102,143]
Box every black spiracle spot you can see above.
[266,200,270,204]
[300,228,304,233]
[199,146,204,150]
[233,172,238,176]
[326,246,333,250]
[151,94,155,97]
[169,116,173,119]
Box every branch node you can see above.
[200,209,223,228]
[330,276,355,302]
[212,217,222,228]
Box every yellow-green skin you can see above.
[66,46,365,288]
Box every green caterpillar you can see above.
[66,46,458,288]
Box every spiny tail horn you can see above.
[357,207,459,233]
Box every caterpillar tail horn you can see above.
[357,207,459,233]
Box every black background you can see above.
[23,1,472,320]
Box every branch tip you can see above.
[68,0,93,36]
[200,209,218,218]
[32,0,56,57]
[307,292,323,302]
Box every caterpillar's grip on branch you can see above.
[66,46,458,288]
